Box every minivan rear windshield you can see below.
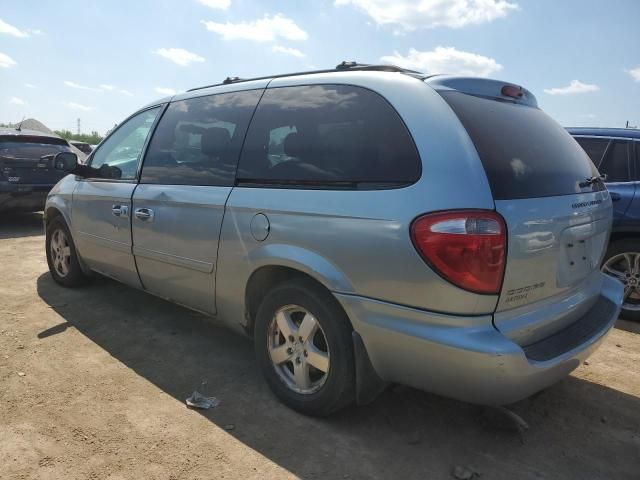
[440,92,599,200]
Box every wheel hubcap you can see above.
[50,229,71,278]
[602,252,640,311]
[267,304,330,394]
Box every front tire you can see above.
[602,239,640,321]
[254,278,355,416]
[46,217,88,287]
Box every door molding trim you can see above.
[132,245,213,273]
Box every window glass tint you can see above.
[141,90,263,186]
[441,92,599,200]
[237,85,421,187]
[598,140,629,182]
[574,137,609,166]
[90,107,161,179]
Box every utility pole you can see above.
[77,118,81,135]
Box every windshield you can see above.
[440,92,602,200]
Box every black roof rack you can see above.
[186,61,425,93]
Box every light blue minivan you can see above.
[44,63,623,415]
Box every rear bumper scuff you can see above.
[334,273,622,405]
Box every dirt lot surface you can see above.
[1,213,639,480]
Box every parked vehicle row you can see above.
[44,63,623,416]
[0,128,71,212]
[69,140,93,155]
[568,128,640,321]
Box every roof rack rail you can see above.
[186,61,425,92]
[222,76,244,84]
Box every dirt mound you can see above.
[12,118,87,161]
[18,118,55,135]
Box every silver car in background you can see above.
[44,63,623,416]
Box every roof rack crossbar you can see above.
[186,61,424,93]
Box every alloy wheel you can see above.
[50,229,72,278]
[267,304,330,394]
[602,252,640,311]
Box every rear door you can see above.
[72,107,162,286]
[132,89,262,314]
[616,140,640,232]
[440,89,612,343]
[574,136,635,223]
[0,135,69,186]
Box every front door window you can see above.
[89,107,161,180]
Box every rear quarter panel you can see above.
[215,72,499,331]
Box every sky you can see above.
[1,0,639,135]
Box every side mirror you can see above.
[53,152,78,172]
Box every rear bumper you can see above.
[0,182,53,212]
[335,273,623,405]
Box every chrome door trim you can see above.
[572,134,636,142]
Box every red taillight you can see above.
[410,210,506,294]
[501,85,523,99]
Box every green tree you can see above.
[54,130,103,145]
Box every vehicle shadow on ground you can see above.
[36,273,639,480]
[616,318,640,334]
[0,212,43,239]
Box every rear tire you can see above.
[254,278,355,416]
[46,217,88,288]
[602,239,640,322]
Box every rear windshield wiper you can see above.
[579,175,607,188]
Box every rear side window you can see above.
[574,137,609,165]
[141,89,262,186]
[237,85,420,188]
[598,140,629,182]
[0,136,70,159]
[441,92,599,200]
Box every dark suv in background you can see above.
[0,128,72,213]
[569,128,640,320]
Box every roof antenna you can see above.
[15,116,25,132]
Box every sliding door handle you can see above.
[134,207,154,221]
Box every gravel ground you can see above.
[1,213,639,480]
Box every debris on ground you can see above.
[479,406,530,444]
[497,406,530,433]
[223,424,235,431]
[452,465,479,479]
[17,371,26,377]
[480,406,530,433]
[185,391,220,410]
[583,360,590,365]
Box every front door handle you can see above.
[610,192,622,202]
[134,207,154,222]
[112,204,129,217]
